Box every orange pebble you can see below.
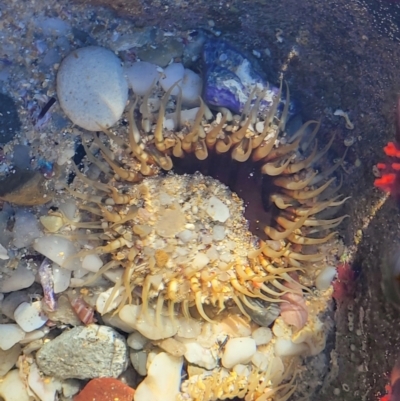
[74,378,135,401]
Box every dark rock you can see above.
[0,169,53,205]
[201,39,296,116]
[0,93,21,144]
[137,38,184,67]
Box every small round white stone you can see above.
[206,196,230,222]
[315,265,337,290]
[181,69,202,107]
[160,63,184,96]
[127,331,149,350]
[251,326,272,345]
[221,337,256,369]
[57,46,128,131]
[124,61,160,96]
[0,324,25,350]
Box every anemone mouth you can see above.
[41,78,348,401]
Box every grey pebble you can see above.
[36,324,128,380]
[137,37,184,67]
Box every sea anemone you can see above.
[37,46,348,401]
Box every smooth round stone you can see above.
[57,46,128,131]
[221,337,256,369]
[315,265,337,290]
[0,324,25,350]
[160,63,184,96]
[0,264,35,293]
[124,61,160,96]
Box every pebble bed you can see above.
[0,1,343,401]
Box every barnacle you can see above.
[180,356,299,401]
[42,77,347,400]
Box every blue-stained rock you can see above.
[202,39,295,117]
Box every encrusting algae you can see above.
[37,53,348,401]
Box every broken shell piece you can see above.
[28,362,62,401]
[39,215,64,233]
[96,286,126,314]
[14,302,48,332]
[178,338,218,369]
[315,265,337,290]
[291,317,326,356]
[334,109,354,130]
[0,243,9,259]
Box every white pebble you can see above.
[181,69,202,107]
[52,263,71,294]
[0,369,30,401]
[134,353,183,401]
[251,351,268,371]
[82,254,103,273]
[274,338,308,357]
[96,286,125,314]
[177,230,194,243]
[19,327,50,344]
[0,324,25,350]
[0,344,21,376]
[315,266,337,290]
[14,302,48,332]
[57,46,128,131]
[252,327,272,345]
[13,210,42,248]
[28,362,62,401]
[0,265,35,293]
[255,121,265,134]
[192,253,209,270]
[176,318,202,339]
[33,235,81,270]
[0,243,9,259]
[206,196,230,222]
[206,246,219,261]
[160,63,184,96]
[221,337,256,369]
[183,340,218,369]
[124,61,160,96]
[212,225,225,241]
[57,147,75,166]
[127,331,149,350]
[119,304,178,340]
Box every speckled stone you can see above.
[36,325,128,380]
[57,46,128,131]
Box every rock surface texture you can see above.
[36,325,128,380]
